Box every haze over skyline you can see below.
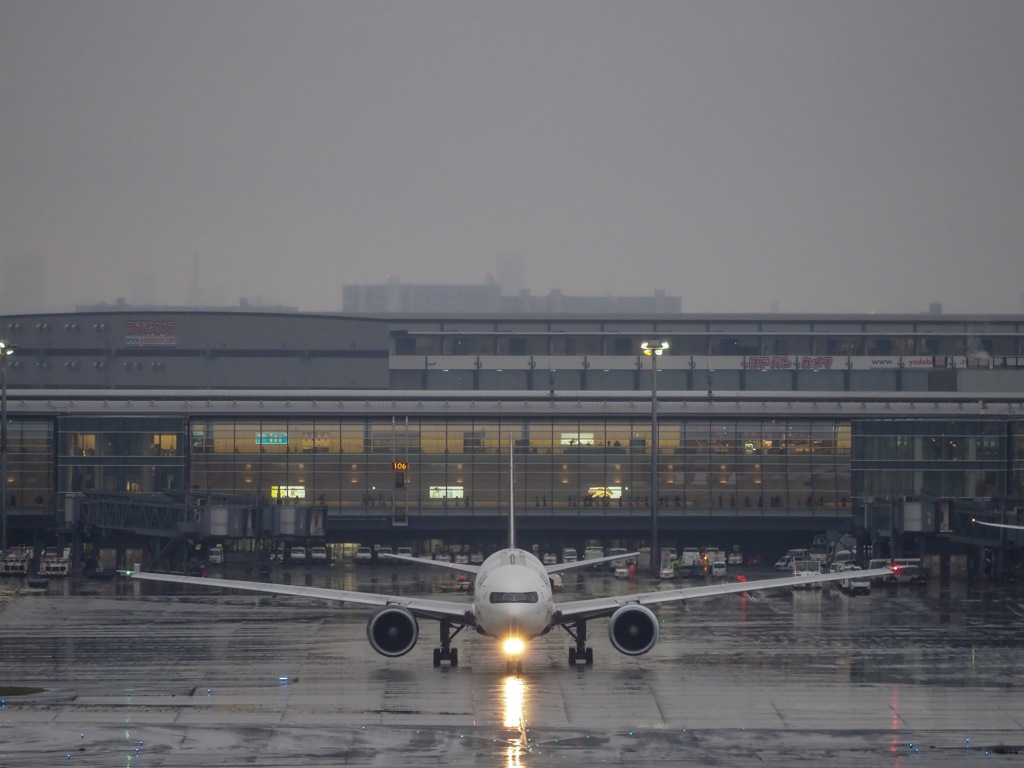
[3,1,1023,316]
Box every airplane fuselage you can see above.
[472,548,554,642]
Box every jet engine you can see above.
[366,606,419,657]
[607,604,660,656]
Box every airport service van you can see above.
[583,546,605,566]
[207,547,224,565]
[609,547,631,570]
[830,550,858,569]
[680,548,701,568]
[839,565,871,595]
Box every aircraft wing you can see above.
[377,553,481,574]
[550,567,894,625]
[130,571,476,624]
[973,519,1024,532]
[545,551,640,574]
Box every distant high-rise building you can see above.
[342,277,680,314]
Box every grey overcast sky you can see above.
[2,1,1023,315]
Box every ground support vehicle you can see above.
[791,559,823,588]
[38,547,72,577]
[887,563,928,584]
[839,565,871,595]
[1,547,34,575]
[609,547,631,571]
[679,548,701,568]
[583,546,605,568]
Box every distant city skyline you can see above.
[3,2,1023,316]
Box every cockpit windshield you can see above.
[489,591,539,604]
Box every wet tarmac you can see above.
[2,565,1023,766]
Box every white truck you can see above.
[583,546,605,567]
[679,547,701,568]
[791,558,823,588]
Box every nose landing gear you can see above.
[563,620,594,665]
[432,619,464,667]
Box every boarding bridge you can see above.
[68,491,326,539]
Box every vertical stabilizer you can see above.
[508,438,516,551]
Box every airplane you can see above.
[132,451,892,674]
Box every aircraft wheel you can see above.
[568,648,577,665]
[584,647,594,665]
[515,660,523,676]
[450,648,459,667]
[432,648,441,668]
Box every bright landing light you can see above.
[502,637,525,656]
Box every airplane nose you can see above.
[494,602,543,636]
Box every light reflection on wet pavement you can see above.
[1,566,1022,766]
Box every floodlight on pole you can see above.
[641,340,669,576]
[1,341,14,553]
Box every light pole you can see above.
[641,340,669,576]
[1,341,13,553]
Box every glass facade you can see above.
[60,417,186,496]
[4,419,54,511]
[185,416,855,517]
[852,420,1007,500]
[0,411,1021,541]
[1012,422,1024,497]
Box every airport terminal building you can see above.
[2,308,1023,574]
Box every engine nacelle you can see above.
[366,606,419,657]
[607,604,660,656]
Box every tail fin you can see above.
[508,436,516,551]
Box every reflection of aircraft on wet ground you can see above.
[133,454,891,674]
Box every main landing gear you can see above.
[563,620,594,666]
[433,619,465,668]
